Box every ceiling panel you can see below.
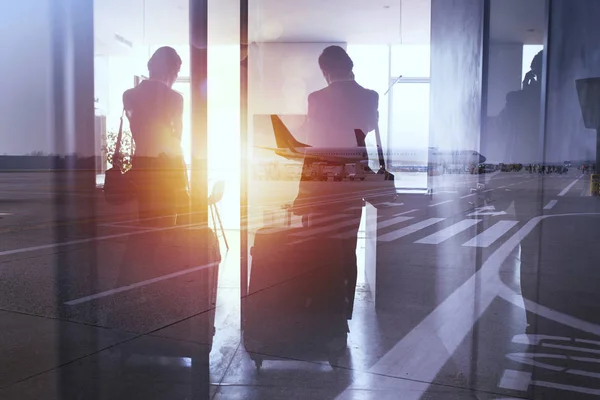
[94,0,547,56]
[490,0,546,44]
[94,0,431,56]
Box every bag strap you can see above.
[374,123,386,171]
[112,109,126,168]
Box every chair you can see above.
[208,180,229,250]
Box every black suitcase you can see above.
[243,227,350,369]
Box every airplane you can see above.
[256,115,486,172]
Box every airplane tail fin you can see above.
[354,129,366,147]
[270,115,310,151]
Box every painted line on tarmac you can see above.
[429,200,453,207]
[558,175,583,197]
[394,209,418,216]
[336,212,600,400]
[544,200,558,210]
[0,222,208,258]
[65,262,219,306]
[99,223,162,230]
[1,208,349,257]
[499,289,600,337]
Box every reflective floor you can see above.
[1,170,600,399]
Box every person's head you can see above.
[318,45,354,84]
[147,46,182,87]
[530,50,543,77]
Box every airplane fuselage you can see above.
[274,146,485,167]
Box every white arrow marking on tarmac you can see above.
[335,213,600,400]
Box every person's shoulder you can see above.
[166,86,182,101]
[169,89,183,112]
[356,85,379,106]
[308,86,328,99]
[307,87,329,107]
[365,87,379,102]
[172,88,184,100]
[122,87,137,107]
[353,82,378,99]
[123,87,136,96]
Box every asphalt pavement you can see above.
[1,170,599,399]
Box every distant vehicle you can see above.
[482,164,497,173]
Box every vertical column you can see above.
[51,0,97,327]
[429,0,485,154]
[189,2,211,397]
[189,2,211,398]
[240,0,249,301]
[190,0,209,226]
[50,0,99,396]
[429,0,486,383]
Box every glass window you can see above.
[522,44,544,83]
[391,44,431,78]
[390,82,430,149]
[389,81,430,189]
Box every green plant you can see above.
[102,129,135,172]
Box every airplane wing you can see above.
[254,145,305,162]
[254,145,281,152]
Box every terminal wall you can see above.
[429,0,484,153]
[545,0,600,163]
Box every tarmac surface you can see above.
[1,169,599,399]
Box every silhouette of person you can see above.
[302,46,379,148]
[486,50,547,334]
[122,46,189,227]
[496,50,543,164]
[296,46,379,320]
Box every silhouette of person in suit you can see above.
[495,50,543,164]
[298,46,379,320]
[122,46,189,227]
[303,46,379,148]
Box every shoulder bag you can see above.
[103,110,137,205]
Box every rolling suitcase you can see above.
[243,226,350,369]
